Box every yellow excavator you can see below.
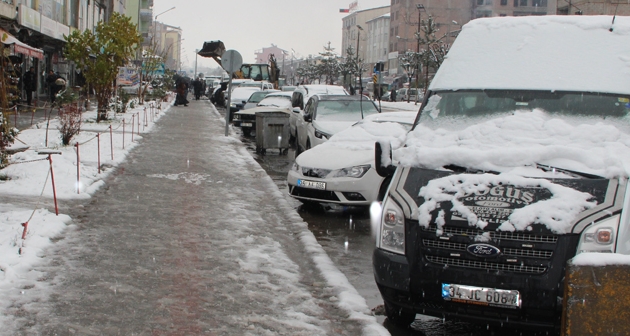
[197,40,280,89]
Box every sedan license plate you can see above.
[442,283,520,309]
[241,122,253,127]
[297,179,326,190]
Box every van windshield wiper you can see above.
[443,164,500,175]
[535,163,603,179]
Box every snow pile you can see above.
[572,252,630,266]
[417,173,596,234]
[397,110,630,178]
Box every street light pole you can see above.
[153,6,175,48]
[356,25,363,95]
[194,49,199,78]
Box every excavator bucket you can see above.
[197,40,226,67]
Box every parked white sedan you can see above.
[287,111,415,206]
[295,95,380,154]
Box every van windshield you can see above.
[418,90,630,128]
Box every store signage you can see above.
[18,4,41,32]
[0,2,14,20]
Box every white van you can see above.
[373,15,630,332]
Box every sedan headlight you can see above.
[576,215,619,254]
[233,114,241,120]
[230,102,237,108]
[332,165,371,178]
[291,162,300,172]
[314,129,331,140]
[379,198,405,255]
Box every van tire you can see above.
[384,300,416,328]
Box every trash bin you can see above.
[255,111,290,155]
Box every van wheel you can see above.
[384,300,416,328]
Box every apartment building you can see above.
[341,5,390,62]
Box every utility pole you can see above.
[416,4,426,101]
[194,49,199,78]
[356,25,363,95]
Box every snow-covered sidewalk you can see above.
[0,97,388,335]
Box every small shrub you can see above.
[58,104,82,145]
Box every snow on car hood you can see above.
[397,110,630,179]
[297,112,413,169]
[397,110,628,234]
[416,172,597,235]
[235,106,290,116]
[258,97,291,109]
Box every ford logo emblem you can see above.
[466,243,501,258]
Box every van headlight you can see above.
[332,165,370,178]
[291,162,300,172]
[577,215,619,254]
[379,198,405,255]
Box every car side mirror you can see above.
[303,113,312,122]
[375,141,396,177]
[292,107,300,113]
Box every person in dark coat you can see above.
[22,67,36,106]
[390,88,397,102]
[46,70,60,103]
[174,77,189,106]
[211,82,227,107]
[192,77,203,100]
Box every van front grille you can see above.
[425,255,547,274]
[422,240,553,259]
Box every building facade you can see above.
[558,0,630,15]
[365,13,390,66]
[341,5,390,62]
[254,44,289,65]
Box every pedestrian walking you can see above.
[390,88,397,102]
[192,77,203,100]
[46,70,60,103]
[174,77,189,106]
[22,66,36,106]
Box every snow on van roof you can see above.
[430,15,630,95]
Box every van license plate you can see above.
[297,179,326,190]
[241,123,253,127]
[442,283,520,309]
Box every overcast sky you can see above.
[152,0,390,70]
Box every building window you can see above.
[501,0,507,5]
[520,0,528,6]
[532,0,547,6]
[514,0,518,6]
[477,0,484,4]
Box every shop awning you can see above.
[0,28,44,60]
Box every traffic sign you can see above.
[373,74,378,83]
[222,50,243,73]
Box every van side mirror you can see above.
[375,141,396,177]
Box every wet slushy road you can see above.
[232,101,557,336]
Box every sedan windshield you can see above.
[315,100,379,121]
[247,91,270,103]
[418,90,630,129]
